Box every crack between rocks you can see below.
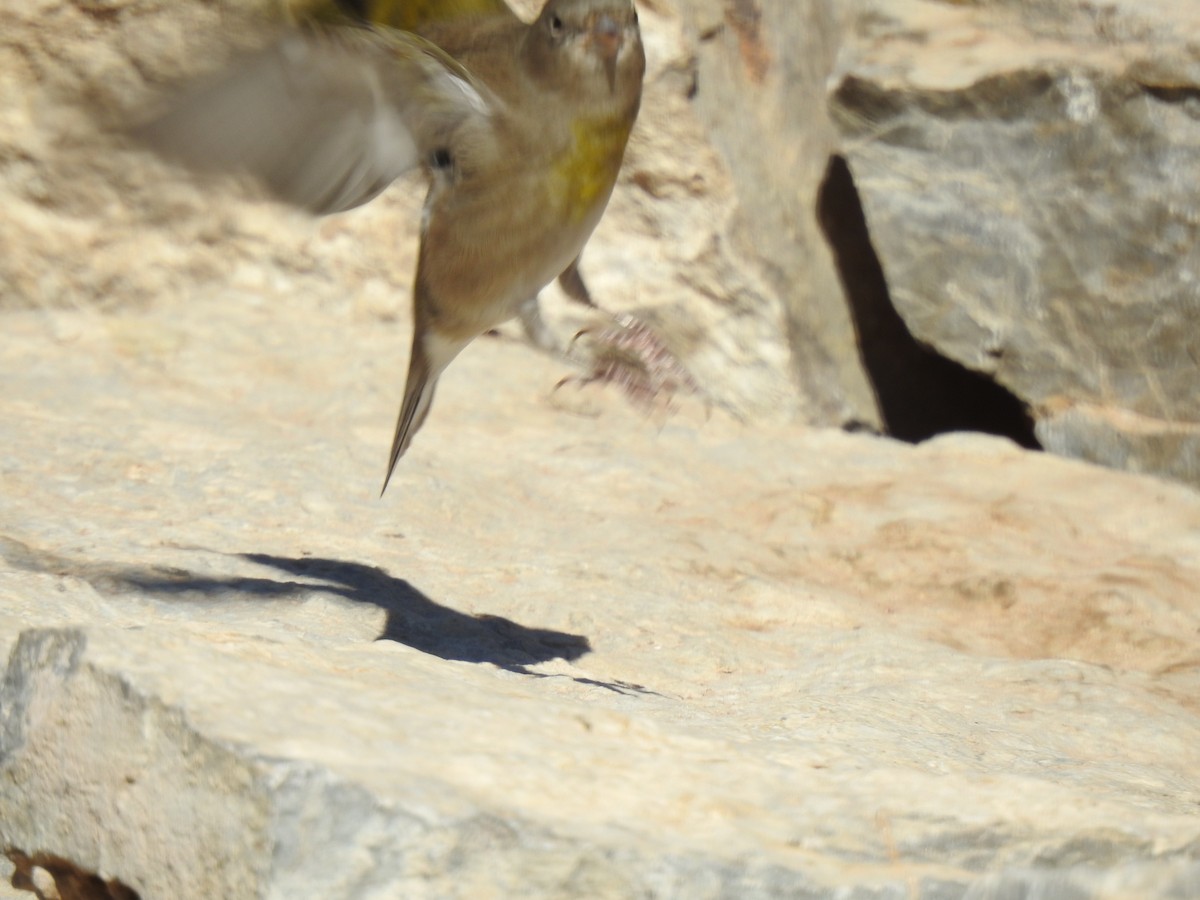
[6,848,142,900]
[817,154,1042,450]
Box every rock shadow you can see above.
[7,848,141,900]
[817,153,1041,449]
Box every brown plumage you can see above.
[135,0,645,493]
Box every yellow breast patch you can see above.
[550,116,633,224]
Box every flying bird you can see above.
[136,0,646,492]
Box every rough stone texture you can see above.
[3,1,1200,898]
[0,859,19,900]
[676,0,882,432]
[2,297,1200,897]
[829,0,1200,486]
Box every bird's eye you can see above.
[549,14,564,36]
[335,0,369,21]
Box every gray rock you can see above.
[829,0,1200,486]
[1,295,1200,896]
[2,1,1200,896]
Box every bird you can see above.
[134,0,645,493]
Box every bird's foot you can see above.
[558,313,700,413]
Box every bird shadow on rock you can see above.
[230,555,657,695]
[0,536,575,668]
[239,553,594,670]
[115,551,592,671]
[1,536,655,694]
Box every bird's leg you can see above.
[515,255,598,351]
[517,294,560,351]
[556,255,599,309]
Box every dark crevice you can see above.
[817,154,1041,449]
[1138,84,1200,120]
[7,849,141,900]
[1139,83,1200,105]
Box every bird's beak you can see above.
[590,14,623,93]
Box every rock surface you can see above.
[829,0,1200,486]
[676,0,882,432]
[2,296,1200,897]
[3,1,1200,898]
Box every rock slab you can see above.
[1,1,1200,896]
[1,299,1199,897]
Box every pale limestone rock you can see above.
[1,298,1199,897]
[2,2,1200,896]
[0,859,22,900]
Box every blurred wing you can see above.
[133,28,496,214]
[365,0,517,30]
[286,0,518,31]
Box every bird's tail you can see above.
[381,326,467,495]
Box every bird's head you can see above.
[524,0,644,110]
